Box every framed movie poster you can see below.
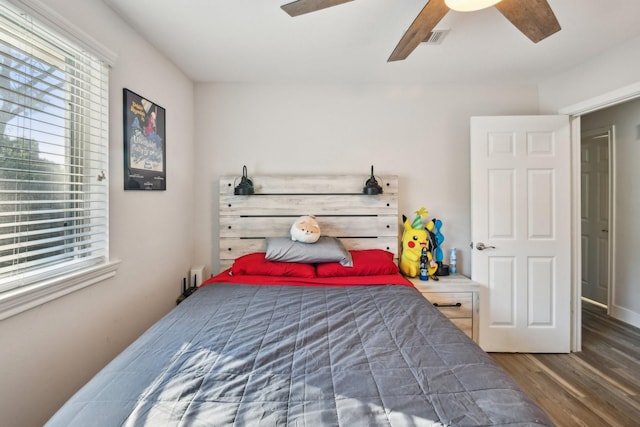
[123,88,166,190]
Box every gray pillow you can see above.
[265,236,353,266]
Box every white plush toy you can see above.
[290,215,321,243]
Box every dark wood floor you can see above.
[491,303,640,427]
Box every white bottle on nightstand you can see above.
[449,248,457,275]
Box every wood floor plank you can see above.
[491,303,640,427]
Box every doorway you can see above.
[580,127,613,309]
[561,84,640,351]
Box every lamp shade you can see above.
[234,165,254,195]
[363,165,383,195]
[445,0,502,12]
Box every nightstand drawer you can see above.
[449,318,473,339]
[422,292,473,319]
[410,276,479,343]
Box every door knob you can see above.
[476,242,496,251]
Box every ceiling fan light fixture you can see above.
[445,0,502,12]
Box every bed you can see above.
[46,174,552,426]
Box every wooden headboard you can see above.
[219,174,399,270]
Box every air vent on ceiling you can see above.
[422,30,449,45]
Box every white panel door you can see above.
[470,115,571,353]
[581,130,610,306]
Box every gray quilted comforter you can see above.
[47,283,552,426]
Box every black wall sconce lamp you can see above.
[363,165,383,195]
[234,165,254,195]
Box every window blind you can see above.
[0,0,109,293]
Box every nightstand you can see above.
[409,275,480,343]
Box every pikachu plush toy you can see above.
[400,208,438,278]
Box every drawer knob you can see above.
[433,302,462,308]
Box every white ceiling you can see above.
[102,0,640,85]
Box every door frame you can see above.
[580,126,615,311]
[560,82,640,351]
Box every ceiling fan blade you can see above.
[495,0,561,43]
[388,0,450,62]
[281,0,354,17]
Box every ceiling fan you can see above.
[281,0,561,62]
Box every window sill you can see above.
[0,260,121,321]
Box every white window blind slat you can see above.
[0,0,109,293]
[0,220,106,242]
[0,250,107,293]
[0,231,105,262]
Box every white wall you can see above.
[192,83,540,277]
[0,1,196,426]
[582,98,640,327]
[538,35,640,114]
